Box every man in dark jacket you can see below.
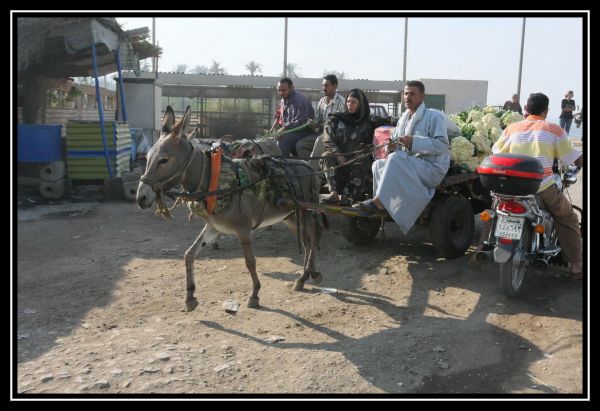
[503,94,523,114]
[269,78,315,157]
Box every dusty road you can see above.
[14,170,586,396]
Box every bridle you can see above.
[140,139,197,194]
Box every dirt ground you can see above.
[15,167,586,397]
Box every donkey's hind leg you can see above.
[282,213,311,291]
[303,212,323,284]
[184,224,218,312]
[237,229,261,308]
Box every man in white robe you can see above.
[358,81,450,234]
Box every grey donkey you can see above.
[137,106,327,311]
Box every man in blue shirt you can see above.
[269,78,315,157]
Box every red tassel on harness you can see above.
[206,148,223,214]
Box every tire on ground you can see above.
[430,194,474,258]
[340,215,381,245]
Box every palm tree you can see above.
[209,60,227,75]
[174,64,188,74]
[245,61,263,76]
[190,65,209,74]
[281,63,302,78]
[322,69,347,80]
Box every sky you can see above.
[116,14,586,123]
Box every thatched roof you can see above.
[17,17,161,77]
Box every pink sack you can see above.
[372,126,395,159]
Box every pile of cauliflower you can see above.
[448,106,523,172]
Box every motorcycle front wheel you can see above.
[499,228,532,298]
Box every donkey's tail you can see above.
[320,214,330,230]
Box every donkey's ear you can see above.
[180,106,192,138]
[171,106,192,140]
[161,106,176,133]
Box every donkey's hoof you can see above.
[247,296,260,309]
[310,272,323,284]
[185,297,199,312]
[293,279,305,291]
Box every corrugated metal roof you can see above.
[17,17,159,77]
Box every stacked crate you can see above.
[66,121,132,180]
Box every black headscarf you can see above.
[333,88,370,124]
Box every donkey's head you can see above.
[136,105,195,209]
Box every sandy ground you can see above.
[14,163,586,397]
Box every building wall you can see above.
[18,76,117,126]
[420,78,488,114]
[120,72,489,136]
[121,79,162,131]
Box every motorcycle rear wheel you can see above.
[499,228,531,298]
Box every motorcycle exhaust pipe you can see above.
[533,259,549,272]
[475,250,493,264]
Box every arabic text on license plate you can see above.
[495,215,524,240]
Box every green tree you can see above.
[322,69,347,79]
[190,65,209,74]
[245,61,263,76]
[174,64,188,73]
[280,63,302,78]
[209,60,227,75]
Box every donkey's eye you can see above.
[158,158,169,165]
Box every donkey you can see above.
[137,106,327,311]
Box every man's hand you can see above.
[386,139,397,154]
[399,135,413,150]
[336,153,345,166]
[274,127,286,141]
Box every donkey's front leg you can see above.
[237,230,261,308]
[184,224,218,312]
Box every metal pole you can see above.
[283,17,288,78]
[401,17,408,113]
[517,17,526,100]
[91,43,113,178]
[403,17,408,82]
[152,18,156,73]
[115,47,128,122]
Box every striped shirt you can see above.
[492,115,582,192]
[314,93,346,133]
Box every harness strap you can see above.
[206,148,223,214]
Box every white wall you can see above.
[420,78,488,114]
[121,79,162,131]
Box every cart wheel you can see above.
[340,215,381,245]
[430,194,474,258]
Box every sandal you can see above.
[358,199,385,212]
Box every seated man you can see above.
[295,74,346,167]
[269,77,314,157]
[358,80,451,234]
[503,93,523,114]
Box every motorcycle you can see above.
[475,153,581,297]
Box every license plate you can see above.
[494,215,525,239]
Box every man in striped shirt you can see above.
[295,74,346,168]
[491,92,583,279]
